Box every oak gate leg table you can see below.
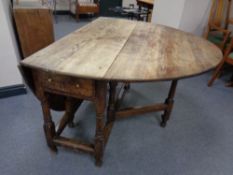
[21,18,222,166]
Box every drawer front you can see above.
[38,71,95,98]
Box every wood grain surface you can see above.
[21,17,222,82]
[14,8,54,58]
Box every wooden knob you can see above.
[76,84,80,88]
[48,78,52,83]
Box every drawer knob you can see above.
[76,84,80,88]
[48,78,52,83]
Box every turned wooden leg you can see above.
[56,98,83,136]
[41,93,57,152]
[66,97,75,128]
[161,80,178,128]
[107,82,117,124]
[124,82,130,91]
[208,60,225,87]
[68,98,83,128]
[95,81,107,166]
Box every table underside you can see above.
[31,69,178,166]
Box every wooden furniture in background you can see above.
[137,0,154,9]
[13,6,54,58]
[228,17,233,24]
[136,0,154,21]
[20,18,222,166]
[226,17,233,86]
[53,0,73,21]
[208,37,233,86]
[204,0,232,51]
[76,0,99,20]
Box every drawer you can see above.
[37,71,95,98]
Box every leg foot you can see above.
[160,120,166,128]
[160,114,168,128]
[40,92,57,152]
[43,122,57,152]
[124,83,130,91]
[95,159,103,167]
[208,60,225,87]
[160,80,178,127]
[68,122,75,128]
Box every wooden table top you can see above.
[21,17,222,82]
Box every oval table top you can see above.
[21,17,222,82]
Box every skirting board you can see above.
[0,84,27,99]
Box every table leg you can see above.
[67,98,83,128]
[94,81,107,166]
[56,98,83,136]
[161,80,178,128]
[124,83,130,91]
[41,93,57,152]
[107,82,117,123]
[67,102,76,128]
[146,8,149,22]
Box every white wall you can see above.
[179,0,212,36]
[151,0,222,36]
[122,0,137,7]
[152,0,186,28]
[0,0,23,87]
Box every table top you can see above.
[21,17,222,82]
